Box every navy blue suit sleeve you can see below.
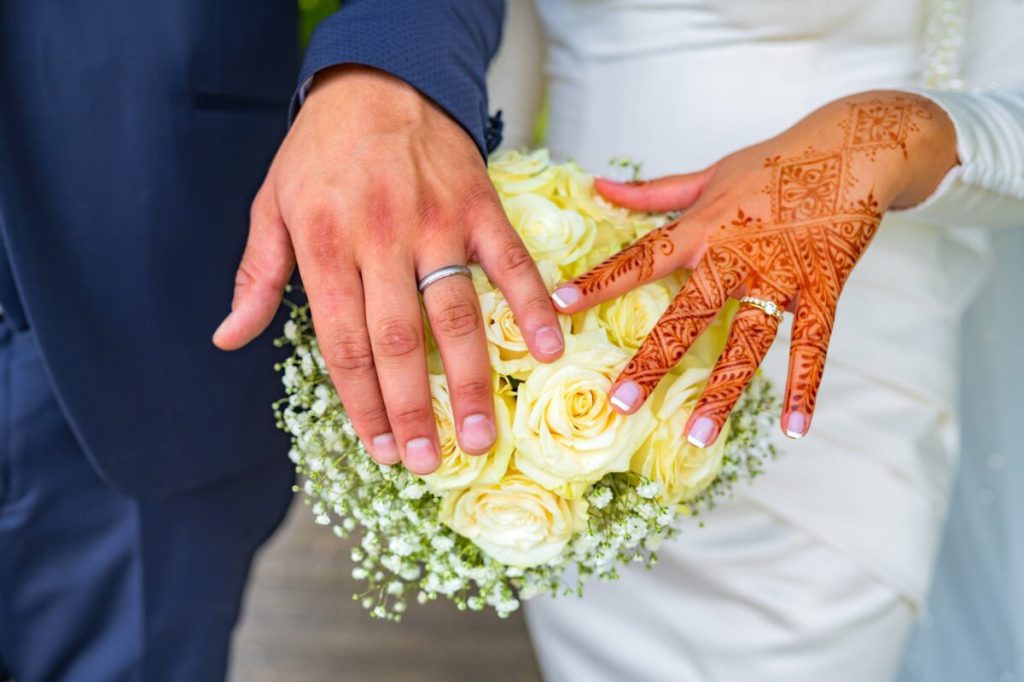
[294,0,505,157]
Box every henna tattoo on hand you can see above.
[573,222,679,295]
[844,98,934,159]
[569,95,932,442]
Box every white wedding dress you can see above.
[487,1,1024,680]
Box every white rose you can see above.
[479,288,572,379]
[419,374,514,492]
[512,329,656,496]
[488,149,560,196]
[630,366,730,506]
[578,275,680,350]
[439,472,588,567]
[554,164,625,225]
[503,194,596,276]
[469,263,495,294]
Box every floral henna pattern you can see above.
[786,298,834,425]
[574,96,921,437]
[572,223,678,295]
[618,256,737,391]
[769,151,845,223]
[668,190,881,429]
[692,305,781,425]
[843,96,934,159]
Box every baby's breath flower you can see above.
[587,486,614,510]
[636,481,662,499]
[399,483,426,500]
[274,154,779,619]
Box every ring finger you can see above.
[685,286,786,447]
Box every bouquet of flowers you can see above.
[275,150,779,620]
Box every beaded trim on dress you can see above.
[923,0,966,89]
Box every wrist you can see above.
[859,91,959,210]
[302,64,433,133]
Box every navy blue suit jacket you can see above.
[0,0,503,497]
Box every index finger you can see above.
[550,219,699,313]
[608,252,747,414]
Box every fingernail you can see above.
[535,326,565,355]
[596,176,625,187]
[785,411,808,439]
[687,416,717,448]
[404,437,439,474]
[460,414,496,453]
[551,286,580,309]
[610,380,642,412]
[371,433,400,464]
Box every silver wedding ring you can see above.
[739,296,785,322]
[417,264,473,294]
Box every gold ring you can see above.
[739,296,785,322]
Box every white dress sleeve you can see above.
[894,0,1024,230]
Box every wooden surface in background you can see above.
[230,496,543,682]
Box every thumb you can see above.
[594,168,711,213]
[213,194,296,351]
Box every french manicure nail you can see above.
[371,433,400,464]
[535,326,565,355]
[687,416,717,448]
[460,413,496,452]
[785,412,808,439]
[405,437,439,474]
[551,286,580,309]
[610,381,642,412]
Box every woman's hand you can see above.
[550,91,957,446]
[213,65,565,474]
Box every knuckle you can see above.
[432,300,480,339]
[326,331,375,373]
[389,403,434,428]
[453,378,491,404]
[303,201,337,234]
[234,260,257,289]
[349,402,390,429]
[698,384,741,414]
[518,292,556,319]
[230,262,257,308]
[249,187,276,224]
[373,319,421,359]
[234,253,286,295]
[249,199,267,226]
[300,204,344,265]
[416,199,451,236]
[461,182,500,221]
[497,242,535,275]
[366,191,398,247]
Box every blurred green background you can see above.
[299,0,339,46]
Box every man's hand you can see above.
[213,65,565,474]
